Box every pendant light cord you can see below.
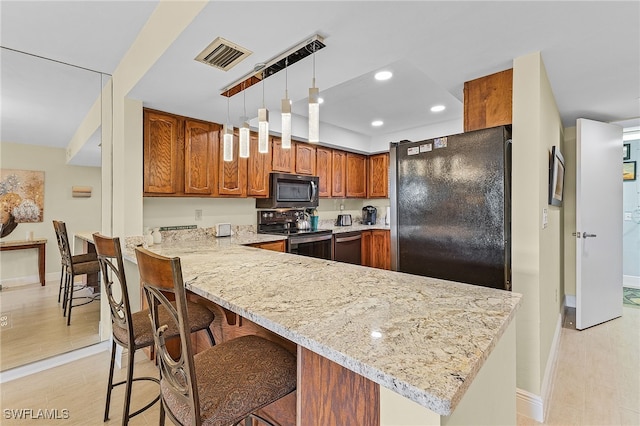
[226,96,230,124]
[285,58,289,98]
[262,73,266,108]
[312,43,316,88]
[243,81,247,119]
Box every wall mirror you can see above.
[0,47,109,371]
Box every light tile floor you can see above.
[1,304,638,425]
[518,305,640,426]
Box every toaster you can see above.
[336,214,352,226]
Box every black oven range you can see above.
[257,210,333,260]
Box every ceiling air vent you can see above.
[195,37,252,71]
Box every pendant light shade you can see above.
[258,107,269,153]
[239,87,250,158]
[281,99,292,149]
[258,75,269,154]
[239,121,250,158]
[308,86,319,143]
[223,123,234,162]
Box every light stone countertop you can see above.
[123,238,521,416]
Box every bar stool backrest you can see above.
[93,233,135,346]
[52,220,70,267]
[135,247,200,426]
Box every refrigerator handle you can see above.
[389,142,399,271]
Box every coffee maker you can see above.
[362,206,377,225]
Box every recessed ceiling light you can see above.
[371,120,384,127]
[374,71,393,81]
[318,97,324,104]
[430,105,446,112]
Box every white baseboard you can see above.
[516,312,562,423]
[516,388,544,422]
[623,275,640,289]
[0,341,110,383]
[565,294,576,308]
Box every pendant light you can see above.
[281,58,292,149]
[308,43,320,143]
[223,96,234,162]
[239,83,250,158]
[258,73,269,154]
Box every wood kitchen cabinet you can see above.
[346,152,367,198]
[184,120,219,195]
[144,110,181,194]
[331,150,347,198]
[316,147,332,198]
[272,137,295,173]
[218,130,247,196]
[361,229,390,270]
[367,152,389,198]
[463,68,513,132]
[247,131,272,197]
[295,143,316,175]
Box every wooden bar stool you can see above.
[53,220,101,325]
[94,233,215,426]
[135,247,297,426]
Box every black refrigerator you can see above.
[390,126,512,290]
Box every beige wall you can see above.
[512,52,564,399]
[0,142,102,284]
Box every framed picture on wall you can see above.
[623,143,631,160]
[548,146,565,206]
[623,161,636,181]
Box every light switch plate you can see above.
[624,211,633,221]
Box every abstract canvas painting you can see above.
[0,169,45,237]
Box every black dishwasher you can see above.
[333,231,362,265]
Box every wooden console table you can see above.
[0,239,47,286]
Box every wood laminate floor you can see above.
[0,279,100,371]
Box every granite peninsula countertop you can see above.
[123,238,521,416]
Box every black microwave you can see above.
[255,173,319,209]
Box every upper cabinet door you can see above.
[295,143,316,175]
[331,150,347,198]
[316,147,332,198]
[184,120,218,195]
[346,153,367,198]
[367,153,389,198]
[247,131,272,197]
[218,131,247,196]
[144,111,180,194]
[272,137,295,173]
[463,68,512,132]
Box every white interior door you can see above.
[576,118,623,330]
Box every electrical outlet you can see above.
[542,208,548,229]
[340,204,345,211]
[195,209,202,221]
[624,212,633,221]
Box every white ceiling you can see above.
[1,1,639,166]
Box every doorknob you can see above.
[582,232,597,238]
